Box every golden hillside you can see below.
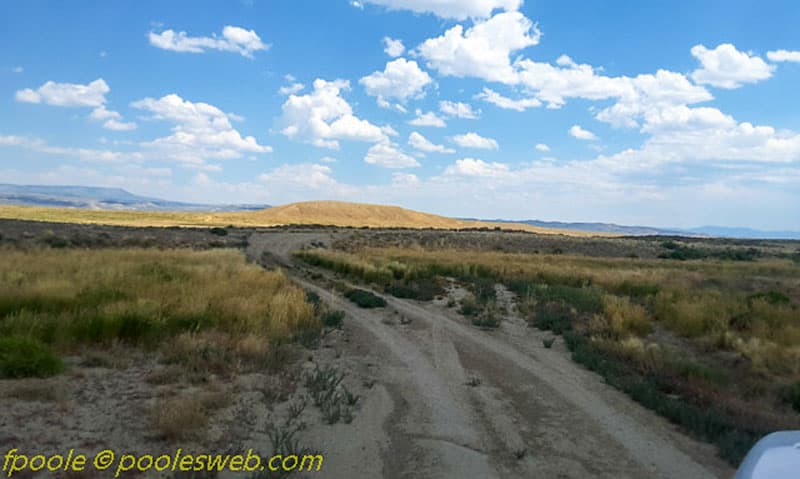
[0,201,600,236]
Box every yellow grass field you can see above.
[0,201,601,236]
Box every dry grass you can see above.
[0,248,317,345]
[0,248,319,380]
[149,395,209,441]
[300,246,800,379]
[0,201,598,236]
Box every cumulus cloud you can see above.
[132,93,271,164]
[690,44,774,89]
[364,142,420,168]
[439,100,480,119]
[417,11,540,83]
[535,143,549,152]
[149,25,269,58]
[451,131,499,149]
[475,87,541,111]
[360,58,433,105]
[279,82,305,95]
[362,0,522,19]
[16,78,110,107]
[408,131,455,153]
[17,78,137,131]
[383,37,405,57]
[569,124,597,141]
[280,78,389,149]
[767,49,800,63]
[444,158,509,177]
[408,109,447,127]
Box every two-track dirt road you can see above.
[246,231,735,479]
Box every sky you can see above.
[1,0,799,230]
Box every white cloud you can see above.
[594,69,713,129]
[417,11,540,83]
[258,163,340,189]
[360,58,432,105]
[391,172,420,186]
[12,66,23,73]
[0,135,132,163]
[383,37,405,57]
[451,131,499,149]
[444,158,509,177]
[408,131,455,153]
[569,124,597,141]
[351,1,364,9]
[102,119,138,131]
[690,44,774,89]
[364,142,420,168]
[363,0,522,19]
[16,78,109,107]
[279,78,388,149]
[17,78,138,130]
[149,25,269,58]
[408,109,447,127]
[767,49,800,63]
[475,87,541,111]
[132,93,271,164]
[88,106,137,131]
[439,100,480,119]
[535,143,549,152]
[279,82,305,95]
[320,156,337,163]
[515,56,631,109]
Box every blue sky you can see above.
[1,0,799,229]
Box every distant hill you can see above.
[241,201,589,235]
[0,199,593,236]
[0,184,267,212]
[473,218,800,240]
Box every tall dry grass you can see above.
[0,248,318,348]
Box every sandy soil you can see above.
[248,231,736,479]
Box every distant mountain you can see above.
[685,226,800,240]
[472,218,800,240]
[0,184,268,212]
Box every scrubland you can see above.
[0,248,320,379]
[296,245,800,464]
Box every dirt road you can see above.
[246,232,735,479]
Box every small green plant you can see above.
[458,298,481,317]
[209,227,228,236]
[344,289,387,308]
[0,337,63,378]
[322,310,345,329]
[542,337,556,349]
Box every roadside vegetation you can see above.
[296,246,800,465]
[0,248,322,378]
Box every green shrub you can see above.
[209,227,228,236]
[531,301,576,334]
[322,310,345,329]
[386,277,442,301]
[562,331,759,466]
[344,289,387,308]
[747,291,791,305]
[458,298,481,317]
[613,280,660,298]
[0,337,63,378]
